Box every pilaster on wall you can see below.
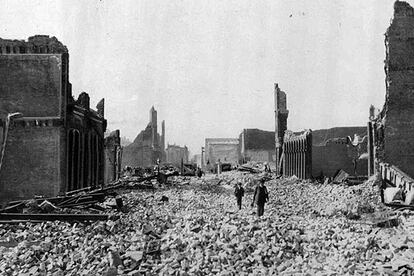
[282,130,312,179]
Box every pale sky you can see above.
[0,0,401,155]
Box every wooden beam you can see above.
[0,213,108,221]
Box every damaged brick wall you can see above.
[378,1,414,178]
[0,36,69,203]
[239,129,275,164]
[0,55,65,118]
[281,126,368,179]
[0,35,106,204]
[0,125,64,201]
[166,144,189,167]
[104,130,122,184]
[274,83,288,173]
[205,138,239,168]
[312,127,368,178]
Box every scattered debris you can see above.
[0,171,412,275]
[333,169,350,184]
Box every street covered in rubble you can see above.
[1,171,414,275]
[4,0,414,275]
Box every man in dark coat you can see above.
[251,179,269,217]
[196,167,203,178]
[234,182,245,210]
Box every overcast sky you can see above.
[0,0,401,155]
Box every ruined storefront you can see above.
[0,35,107,203]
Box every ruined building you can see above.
[104,130,122,184]
[191,154,202,167]
[122,107,165,167]
[204,138,239,169]
[369,1,414,177]
[274,83,289,173]
[369,1,414,191]
[274,84,368,179]
[0,35,107,203]
[239,129,275,164]
[166,144,189,167]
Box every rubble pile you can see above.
[0,173,413,275]
[278,175,380,219]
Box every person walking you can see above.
[196,167,203,178]
[234,182,245,210]
[251,178,269,217]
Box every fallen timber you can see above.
[1,173,171,212]
[0,172,177,222]
[0,213,109,221]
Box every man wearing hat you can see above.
[234,181,245,210]
[251,178,269,217]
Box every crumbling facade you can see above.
[369,1,414,179]
[204,138,239,168]
[0,35,107,203]
[274,83,289,173]
[104,130,122,184]
[239,128,275,164]
[166,144,189,167]
[283,127,368,179]
[122,107,165,167]
[312,127,368,178]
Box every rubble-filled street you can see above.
[4,1,414,275]
[1,172,413,275]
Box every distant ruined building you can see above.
[166,144,189,167]
[204,138,239,167]
[122,107,166,167]
[239,129,275,164]
[0,35,111,203]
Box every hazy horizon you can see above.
[0,0,401,156]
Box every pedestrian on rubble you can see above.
[251,178,269,217]
[196,167,203,178]
[234,182,245,210]
[217,159,222,175]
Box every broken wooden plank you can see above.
[65,186,92,196]
[0,213,109,221]
[0,202,26,213]
[59,200,99,208]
